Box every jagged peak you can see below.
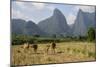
[54,8,60,12]
[53,8,62,15]
[26,20,36,25]
[78,9,83,14]
[79,9,83,12]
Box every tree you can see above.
[87,27,95,41]
[34,34,40,37]
[52,34,56,38]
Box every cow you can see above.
[51,42,56,54]
[33,44,38,53]
[45,45,50,54]
[23,42,29,49]
[28,40,38,53]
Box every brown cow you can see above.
[45,45,50,54]
[33,44,38,53]
[51,42,56,54]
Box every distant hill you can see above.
[11,19,46,36]
[11,9,96,37]
[11,19,26,35]
[38,8,70,36]
[72,9,96,36]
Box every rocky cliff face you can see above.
[72,9,96,36]
[12,9,96,37]
[38,8,70,36]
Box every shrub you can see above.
[87,27,95,41]
[88,51,96,58]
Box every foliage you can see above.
[12,29,95,45]
[12,34,60,45]
[87,27,95,41]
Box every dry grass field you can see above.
[11,42,96,66]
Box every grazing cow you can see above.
[51,42,56,54]
[33,44,38,53]
[28,40,38,53]
[46,45,50,54]
[23,42,29,49]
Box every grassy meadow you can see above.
[11,42,96,66]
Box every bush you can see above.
[12,34,61,45]
[88,51,96,58]
[87,27,95,41]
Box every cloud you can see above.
[15,2,26,8]
[12,2,55,23]
[76,6,95,13]
[67,14,76,25]
[32,2,46,10]
[31,2,55,11]
[12,8,30,21]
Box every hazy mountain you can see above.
[73,9,96,36]
[38,8,70,36]
[24,21,46,35]
[12,9,96,37]
[11,19,46,35]
[11,19,26,35]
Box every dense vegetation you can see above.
[12,27,96,45]
[87,27,96,41]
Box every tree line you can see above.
[12,27,95,45]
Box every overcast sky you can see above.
[12,1,95,25]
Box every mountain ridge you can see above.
[11,9,96,37]
[38,8,70,36]
[72,9,96,36]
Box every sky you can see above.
[12,1,95,25]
